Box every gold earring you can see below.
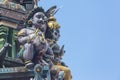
[27,20,32,24]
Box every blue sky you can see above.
[39,0,120,80]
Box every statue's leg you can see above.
[23,43,34,68]
[23,43,34,60]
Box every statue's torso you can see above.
[26,28,48,52]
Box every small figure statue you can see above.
[17,7,54,68]
[45,13,72,80]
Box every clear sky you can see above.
[39,0,120,80]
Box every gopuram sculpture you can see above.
[0,0,72,80]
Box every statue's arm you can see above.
[17,29,30,44]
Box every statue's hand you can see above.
[28,33,36,40]
[38,31,42,36]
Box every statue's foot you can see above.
[25,61,34,69]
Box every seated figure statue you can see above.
[17,7,54,68]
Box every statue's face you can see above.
[32,12,47,32]
[52,29,60,41]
